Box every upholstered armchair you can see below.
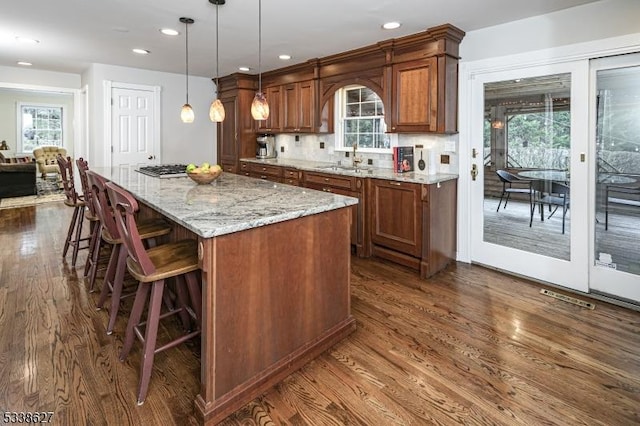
[33,146,67,179]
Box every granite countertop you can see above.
[239,157,458,185]
[92,166,358,239]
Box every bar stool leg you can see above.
[71,207,85,267]
[84,221,100,278]
[120,282,151,362]
[97,244,119,309]
[106,246,129,335]
[63,206,80,259]
[87,225,104,290]
[136,280,165,405]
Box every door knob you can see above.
[471,164,478,181]
[148,155,155,160]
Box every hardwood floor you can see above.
[1,202,639,425]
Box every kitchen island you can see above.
[93,166,358,424]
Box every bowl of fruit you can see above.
[186,162,223,184]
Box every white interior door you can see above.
[111,86,159,166]
[589,53,640,303]
[470,61,590,292]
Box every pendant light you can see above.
[209,0,225,122]
[180,17,195,123]
[250,0,269,120]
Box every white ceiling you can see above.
[0,0,601,79]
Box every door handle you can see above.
[148,155,155,160]
[471,164,478,181]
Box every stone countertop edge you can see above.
[92,166,358,239]
[239,157,459,184]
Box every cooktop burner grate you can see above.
[136,164,189,178]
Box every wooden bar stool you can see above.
[57,155,91,267]
[75,158,102,289]
[104,181,201,405]
[86,170,172,335]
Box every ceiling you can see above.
[0,0,601,79]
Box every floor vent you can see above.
[540,289,596,310]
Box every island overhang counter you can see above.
[93,166,358,424]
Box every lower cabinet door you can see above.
[370,179,422,257]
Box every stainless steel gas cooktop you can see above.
[136,164,189,178]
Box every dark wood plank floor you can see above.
[1,202,640,425]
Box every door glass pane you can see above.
[595,65,640,276]
[483,73,571,260]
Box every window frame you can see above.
[334,85,396,153]
[16,102,66,154]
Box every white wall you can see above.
[82,63,217,167]
[0,65,81,89]
[460,0,640,62]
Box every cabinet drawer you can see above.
[304,171,354,191]
[221,162,237,174]
[283,167,301,180]
[283,178,300,186]
[247,163,282,177]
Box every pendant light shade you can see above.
[251,92,269,120]
[180,17,195,123]
[251,0,269,120]
[209,99,225,122]
[181,104,195,123]
[209,0,226,122]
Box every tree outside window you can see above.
[20,104,64,153]
[336,85,391,152]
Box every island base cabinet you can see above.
[195,207,356,425]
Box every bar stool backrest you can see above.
[86,170,120,240]
[75,158,97,218]
[104,181,157,276]
[57,154,80,206]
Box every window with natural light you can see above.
[18,104,64,153]
[334,85,392,152]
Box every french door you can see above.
[589,53,640,303]
[469,61,590,292]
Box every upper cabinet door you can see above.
[391,57,438,133]
[297,80,315,132]
[282,81,316,133]
[218,97,238,165]
[257,85,282,133]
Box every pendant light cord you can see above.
[185,20,190,104]
[258,0,262,94]
[215,3,220,91]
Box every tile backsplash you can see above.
[272,133,459,174]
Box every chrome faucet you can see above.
[352,143,362,170]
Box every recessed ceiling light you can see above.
[238,66,251,72]
[278,54,291,60]
[15,36,40,44]
[17,61,32,66]
[132,48,150,55]
[160,28,179,36]
[382,22,401,30]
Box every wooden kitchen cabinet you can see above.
[283,80,315,133]
[216,74,256,174]
[303,171,366,256]
[390,57,438,133]
[369,177,456,276]
[257,85,282,133]
[420,178,457,278]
